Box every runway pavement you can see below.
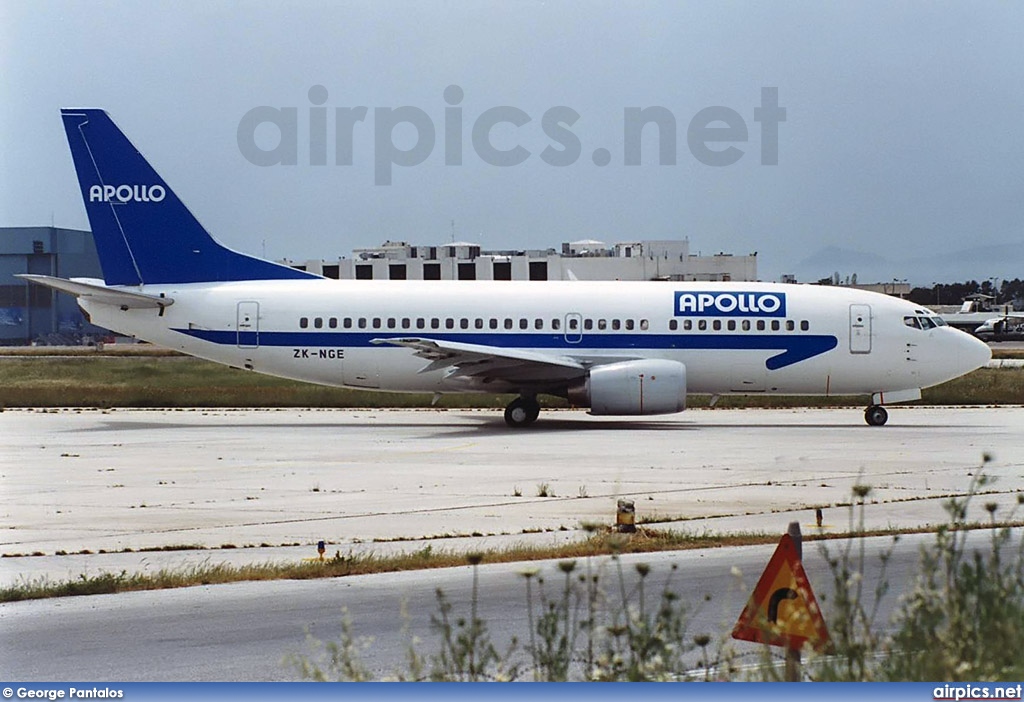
[2,406,1022,587]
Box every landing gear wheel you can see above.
[525,399,541,424]
[864,405,888,426]
[504,397,541,427]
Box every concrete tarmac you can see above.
[2,406,1023,587]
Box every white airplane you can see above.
[21,109,991,427]
[974,315,1024,342]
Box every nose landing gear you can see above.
[504,396,541,427]
[864,405,888,426]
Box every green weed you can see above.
[291,460,1024,682]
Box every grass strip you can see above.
[4,521,1021,603]
[0,357,1021,407]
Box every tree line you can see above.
[907,278,1023,308]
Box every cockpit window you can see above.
[905,314,942,330]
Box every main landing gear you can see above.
[504,396,541,427]
[864,405,889,426]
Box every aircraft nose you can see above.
[955,329,992,375]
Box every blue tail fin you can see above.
[61,109,316,285]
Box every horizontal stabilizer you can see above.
[17,274,174,309]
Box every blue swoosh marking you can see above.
[175,329,838,370]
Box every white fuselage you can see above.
[80,279,990,399]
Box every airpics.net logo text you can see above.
[236,85,786,185]
[674,291,787,318]
[933,683,1023,701]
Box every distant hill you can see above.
[791,242,1024,285]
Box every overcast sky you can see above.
[3,0,1023,281]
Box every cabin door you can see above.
[237,301,259,349]
[849,304,871,354]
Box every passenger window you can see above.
[314,317,323,329]
[519,319,528,330]
[387,318,396,329]
[640,320,648,330]
[800,320,809,331]
[358,318,367,329]
[598,319,607,330]
[757,320,765,331]
[431,318,440,329]
[476,318,485,329]
[625,319,635,330]
[402,318,410,329]
[786,320,795,331]
[698,320,707,331]
[742,320,750,331]
[416,318,425,329]
[584,319,593,331]
[372,318,381,329]
[329,317,338,329]
[460,318,469,329]
[300,317,309,329]
[534,318,543,330]
[504,318,513,330]
[712,320,721,331]
[669,319,678,331]
[684,320,693,331]
[612,319,621,330]
[727,320,736,331]
[771,320,780,331]
[569,318,579,330]
[552,319,561,330]
[343,317,352,329]
[445,318,455,329]
[489,318,498,330]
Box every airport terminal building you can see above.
[281,238,758,282]
[2,229,757,344]
[0,227,105,345]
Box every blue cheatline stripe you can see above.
[175,329,838,370]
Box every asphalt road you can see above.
[4,529,1018,681]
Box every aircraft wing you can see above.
[370,337,587,382]
[16,274,174,309]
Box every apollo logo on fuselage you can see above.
[674,291,786,318]
[88,184,166,204]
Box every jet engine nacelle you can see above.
[568,359,687,416]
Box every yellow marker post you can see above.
[616,499,636,533]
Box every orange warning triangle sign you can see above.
[731,533,830,651]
